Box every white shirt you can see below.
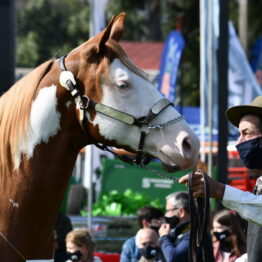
[222,185,262,225]
[235,253,248,262]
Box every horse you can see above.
[0,13,199,261]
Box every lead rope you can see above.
[142,167,210,262]
[188,171,210,262]
[0,231,26,261]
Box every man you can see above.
[120,206,164,262]
[136,228,163,262]
[159,191,214,262]
[179,96,262,262]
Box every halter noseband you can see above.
[58,55,183,165]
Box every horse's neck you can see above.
[0,88,86,259]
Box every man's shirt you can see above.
[222,185,262,225]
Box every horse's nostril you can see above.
[182,137,192,156]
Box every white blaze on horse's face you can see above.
[93,59,200,170]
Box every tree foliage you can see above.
[161,1,200,106]
[16,0,90,67]
[16,0,262,106]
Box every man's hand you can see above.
[159,223,170,238]
[178,170,226,201]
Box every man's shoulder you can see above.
[122,236,137,252]
[123,236,136,245]
[121,235,140,262]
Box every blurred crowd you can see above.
[54,190,247,262]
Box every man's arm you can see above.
[179,171,225,200]
[159,234,189,262]
[222,185,262,225]
[179,171,262,225]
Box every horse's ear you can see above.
[109,12,126,41]
[98,15,115,49]
[98,13,125,52]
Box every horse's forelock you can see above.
[105,39,146,80]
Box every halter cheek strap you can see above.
[58,55,183,165]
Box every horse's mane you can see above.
[0,60,54,176]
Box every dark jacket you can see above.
[160,222,214,262]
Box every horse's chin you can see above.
[161,162,181,173]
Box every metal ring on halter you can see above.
[80,95,90,110]
[141,124,151,135]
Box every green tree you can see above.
[16,0,90,67]
[106,0,148,41]
[161,0,200,106]
[16,0,262,106]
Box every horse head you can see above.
[60,13,200,171]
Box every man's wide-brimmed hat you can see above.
[226,96,262,127]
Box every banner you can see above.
[250,36,262,89]
[228,22,262,139]
[158,31,185,103]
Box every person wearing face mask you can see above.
[212,210,246,262]
[136,228,164,262]
[179,96,262,262]
[65,229,102,262]
[120,206,164,262]
[159,191,214,262]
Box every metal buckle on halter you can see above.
[141,124,151,134]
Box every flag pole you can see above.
[207,0,214,179]
[217,0,228,186]
[86,0,95,232]
[199,0,206,162]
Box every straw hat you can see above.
[226,96,262,127]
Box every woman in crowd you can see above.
[66,228,102,262]
[212,209,246,262]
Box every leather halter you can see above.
[59,55,183,165]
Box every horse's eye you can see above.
[117,82,129,89]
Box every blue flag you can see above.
[250,36,262,89]
[158,31,185,103]
[228,22,262,140]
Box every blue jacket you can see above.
[120,236,165,262]
[120,236,141,262]
[160,222,214,262]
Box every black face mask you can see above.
[138,246,160,259]
[165,215,180,229]
[214,230,232,252]
[213,230,231,242]
[236,136,262,169]
[150,226,160,234]
[66,251,82,262]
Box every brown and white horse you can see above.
[0,13,199,261]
